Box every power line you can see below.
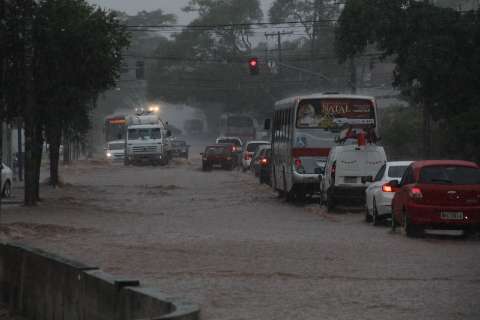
[123,52,384,63]
[124,19,338,30]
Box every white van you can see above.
[320,145,386,210]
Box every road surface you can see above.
[2,138,480,320]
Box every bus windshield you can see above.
[296,98,375,130]
[227,116,253,128]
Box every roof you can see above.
[206,143,233,148]
[128,124,163,129]
[245,140,270,145]
[411,160,479,169]
[275,93,376,109]
[386,161,413,167]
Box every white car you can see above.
[105,140,125,162]
[1,163,13,198]
[241,140,270,170]
[365,161,412,225]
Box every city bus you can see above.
[268,93,379,201]
[218,114,257,143]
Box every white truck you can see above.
[124,112,172,166]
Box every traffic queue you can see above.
[201,92,480,238]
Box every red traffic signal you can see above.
[248,57,259,75]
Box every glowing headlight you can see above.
[106,152,112,158]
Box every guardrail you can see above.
[0,242,200,320]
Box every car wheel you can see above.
[372,200,381,226]
[326,190,335,212]
[365,205,373,223]
[402,211,423,238]
[2,180,11,198]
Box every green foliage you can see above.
[33,0,130,132]
[379,106,422,160]
[147,0,270,116]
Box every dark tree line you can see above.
[0,0,129,206]
[335,0,480,162]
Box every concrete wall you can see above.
[0,242,200,320]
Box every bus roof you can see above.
[274,93,376,109]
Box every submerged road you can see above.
[3,138,480,320]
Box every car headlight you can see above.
[106,152,112,158]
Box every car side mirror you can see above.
[264,119,271,130]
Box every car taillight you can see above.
[382,184,393,193]
[409,187,423,200]
[294,158,305,174]
[260,158,268,165]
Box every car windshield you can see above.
[173,141,186,147]
[218,139,241,146]
[206,147,228,155]
[247,143,267,152]
[388,165,408,178]
[419,166,480,185]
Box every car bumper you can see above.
[376,193,395,216]
[407,204,480,228]
[331,185,367,204]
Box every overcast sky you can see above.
[87,0,274,24]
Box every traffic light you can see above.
[248,57,259,75]
[136,61,145,80]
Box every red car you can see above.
[201,144,236,171]
[389,160,480,237]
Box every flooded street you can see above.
[2,138,480,320]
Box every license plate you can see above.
[440,211,464,220]
[344,177,357,183]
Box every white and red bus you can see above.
[268,93,379,200]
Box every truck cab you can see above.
[124,112,171,165]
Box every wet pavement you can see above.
[2,138,480,320]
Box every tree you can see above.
[147,0,268,129]
[335,0,480,161]
[33,0,129,187]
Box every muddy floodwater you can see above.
[3,139,480,320]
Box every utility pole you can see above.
[265,31,293,75]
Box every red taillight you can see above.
[409,187,423,200]
[382,184,393,193]
[260,158,268,165]
[294,158,302,169]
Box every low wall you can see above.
[0,242,200,320]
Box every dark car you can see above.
[251,145,271,177]
[258,148,272,185]
[389,160,480,237]
[201,144,236,171]
[170,139,190,159]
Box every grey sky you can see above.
[87,0,274,24]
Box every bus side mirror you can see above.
[264,119,271,130]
